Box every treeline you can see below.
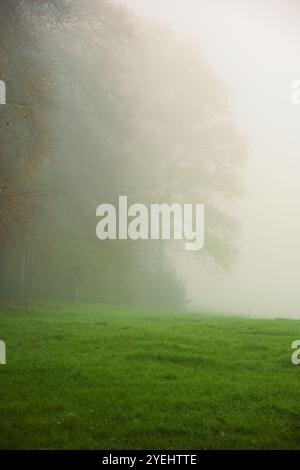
[0,0,243,309]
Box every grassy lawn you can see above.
[0,303,300,449]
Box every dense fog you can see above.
[122,0,300,318]
[1,0,299,317]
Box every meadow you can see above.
[0,303,299,449]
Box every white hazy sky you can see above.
[121,0,300,318]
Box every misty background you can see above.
[1,0,300,318]
[121,0,300,318]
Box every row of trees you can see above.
[0,0,243,309]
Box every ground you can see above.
[0,303,299,449]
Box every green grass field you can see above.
[0,303,300,449]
